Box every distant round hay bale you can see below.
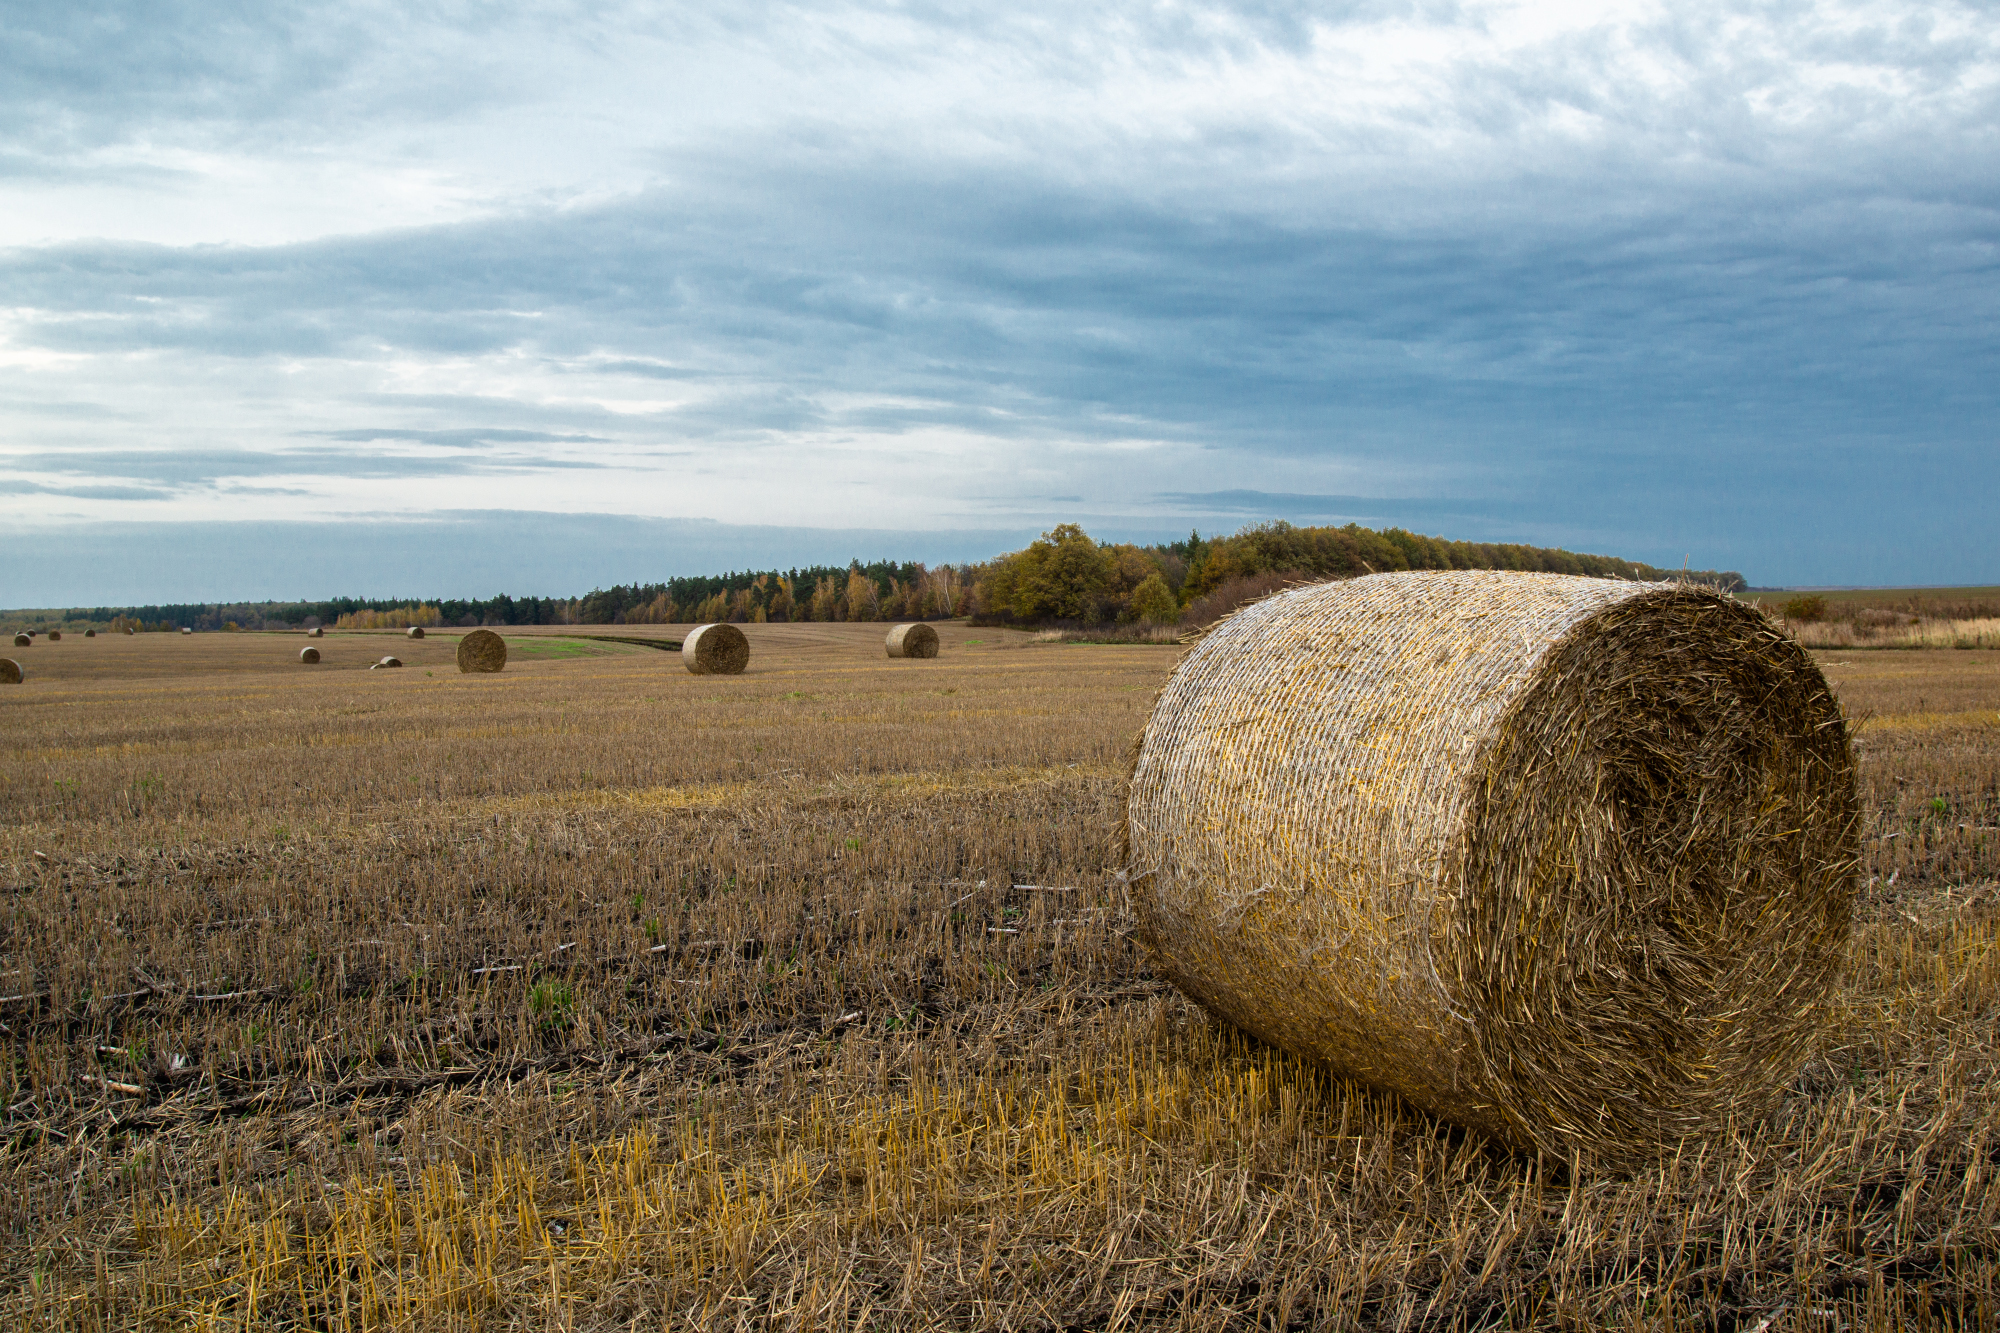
[11,634,28,648]
[180,627,192,635]
[306,627,323,638]
[47,630,60,641]
[0,659,20,684]
[124,627,135,636]
[683,623,750,675]
[456,629,507,674]
[1126,571,1858,1164]
[406,626,426,639]
[300,647,321,664]
[885,622,939,658]
[84,628,96,637]
[377,655,403,668]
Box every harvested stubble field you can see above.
[1,624,1997,1331]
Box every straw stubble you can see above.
[1126,570,1859,1164]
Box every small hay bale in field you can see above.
[306,626,323,638]
[11,633,28,647]
[124,627,135,636]
[180,627,192,635]
[456,628,506,674]
[300,647,321,664]
[376,655,403,669]
[0,658,20,684]
[85,628,96,637]
[47,630,60,640]
[682,623,749,675]
[885,622,939,658]
[406,626,425,639]
[1126,570,1858,1164]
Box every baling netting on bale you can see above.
[885,623,940,658]
[1125,570,1859,1164]
[683,623,750,675]
[456,629,507,674]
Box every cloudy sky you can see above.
[3,0,1995,602]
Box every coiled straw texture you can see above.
[885,623,939,658]
[0,659,21,684]
[1126,571,1858,1163]
[683,623,750,675]
[456,630,507,674]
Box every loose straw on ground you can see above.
[682,623,750,675]
[456,629,506,674]
[885,622,939,658]
[1125,570,1859,1165]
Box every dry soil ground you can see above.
[1,625,1997,1331]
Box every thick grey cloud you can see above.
[1,0,1996,593]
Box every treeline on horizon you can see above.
[9,523,1744,632]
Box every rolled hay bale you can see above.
[47,630,60,641]
[11,633,28,648]
[180,627,192,635]
[85,628,96,637]
[300,647,321,664]
[376,655,403,669]
[456,628,507,674]
[683,623,750,675]
[306,626,323,638]
[885,622,939,659]
[406,626,426,639]
[124,627,135,636]
[0,658,21,684]
[1126,570,1858,1164]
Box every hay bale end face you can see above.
[11,633,28,648]
[47,630,60,641]
[85,629,96,637]
[300,647,321,664]
[0,658,21,685]
[885,622,940,658]
[1126,570,1858,1164]
[682,623,750,675]
[406,626,426,639]
[456,629,507,674]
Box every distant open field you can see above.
[2,624,1997,1329]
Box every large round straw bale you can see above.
[406,626,426,639]
[1126,571,1857,1163]
[306,626,323,638]
[885,622,939,658]
[300,647,321,664]
[683,623,749,675]
[376,655,403,668]
[11,633,28,647]
[85,628,96,637]
[124,627,135,636]
[0,658,21,684]
[457,629,507,674]
[47,630,60,641]
[181,627,192,635]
